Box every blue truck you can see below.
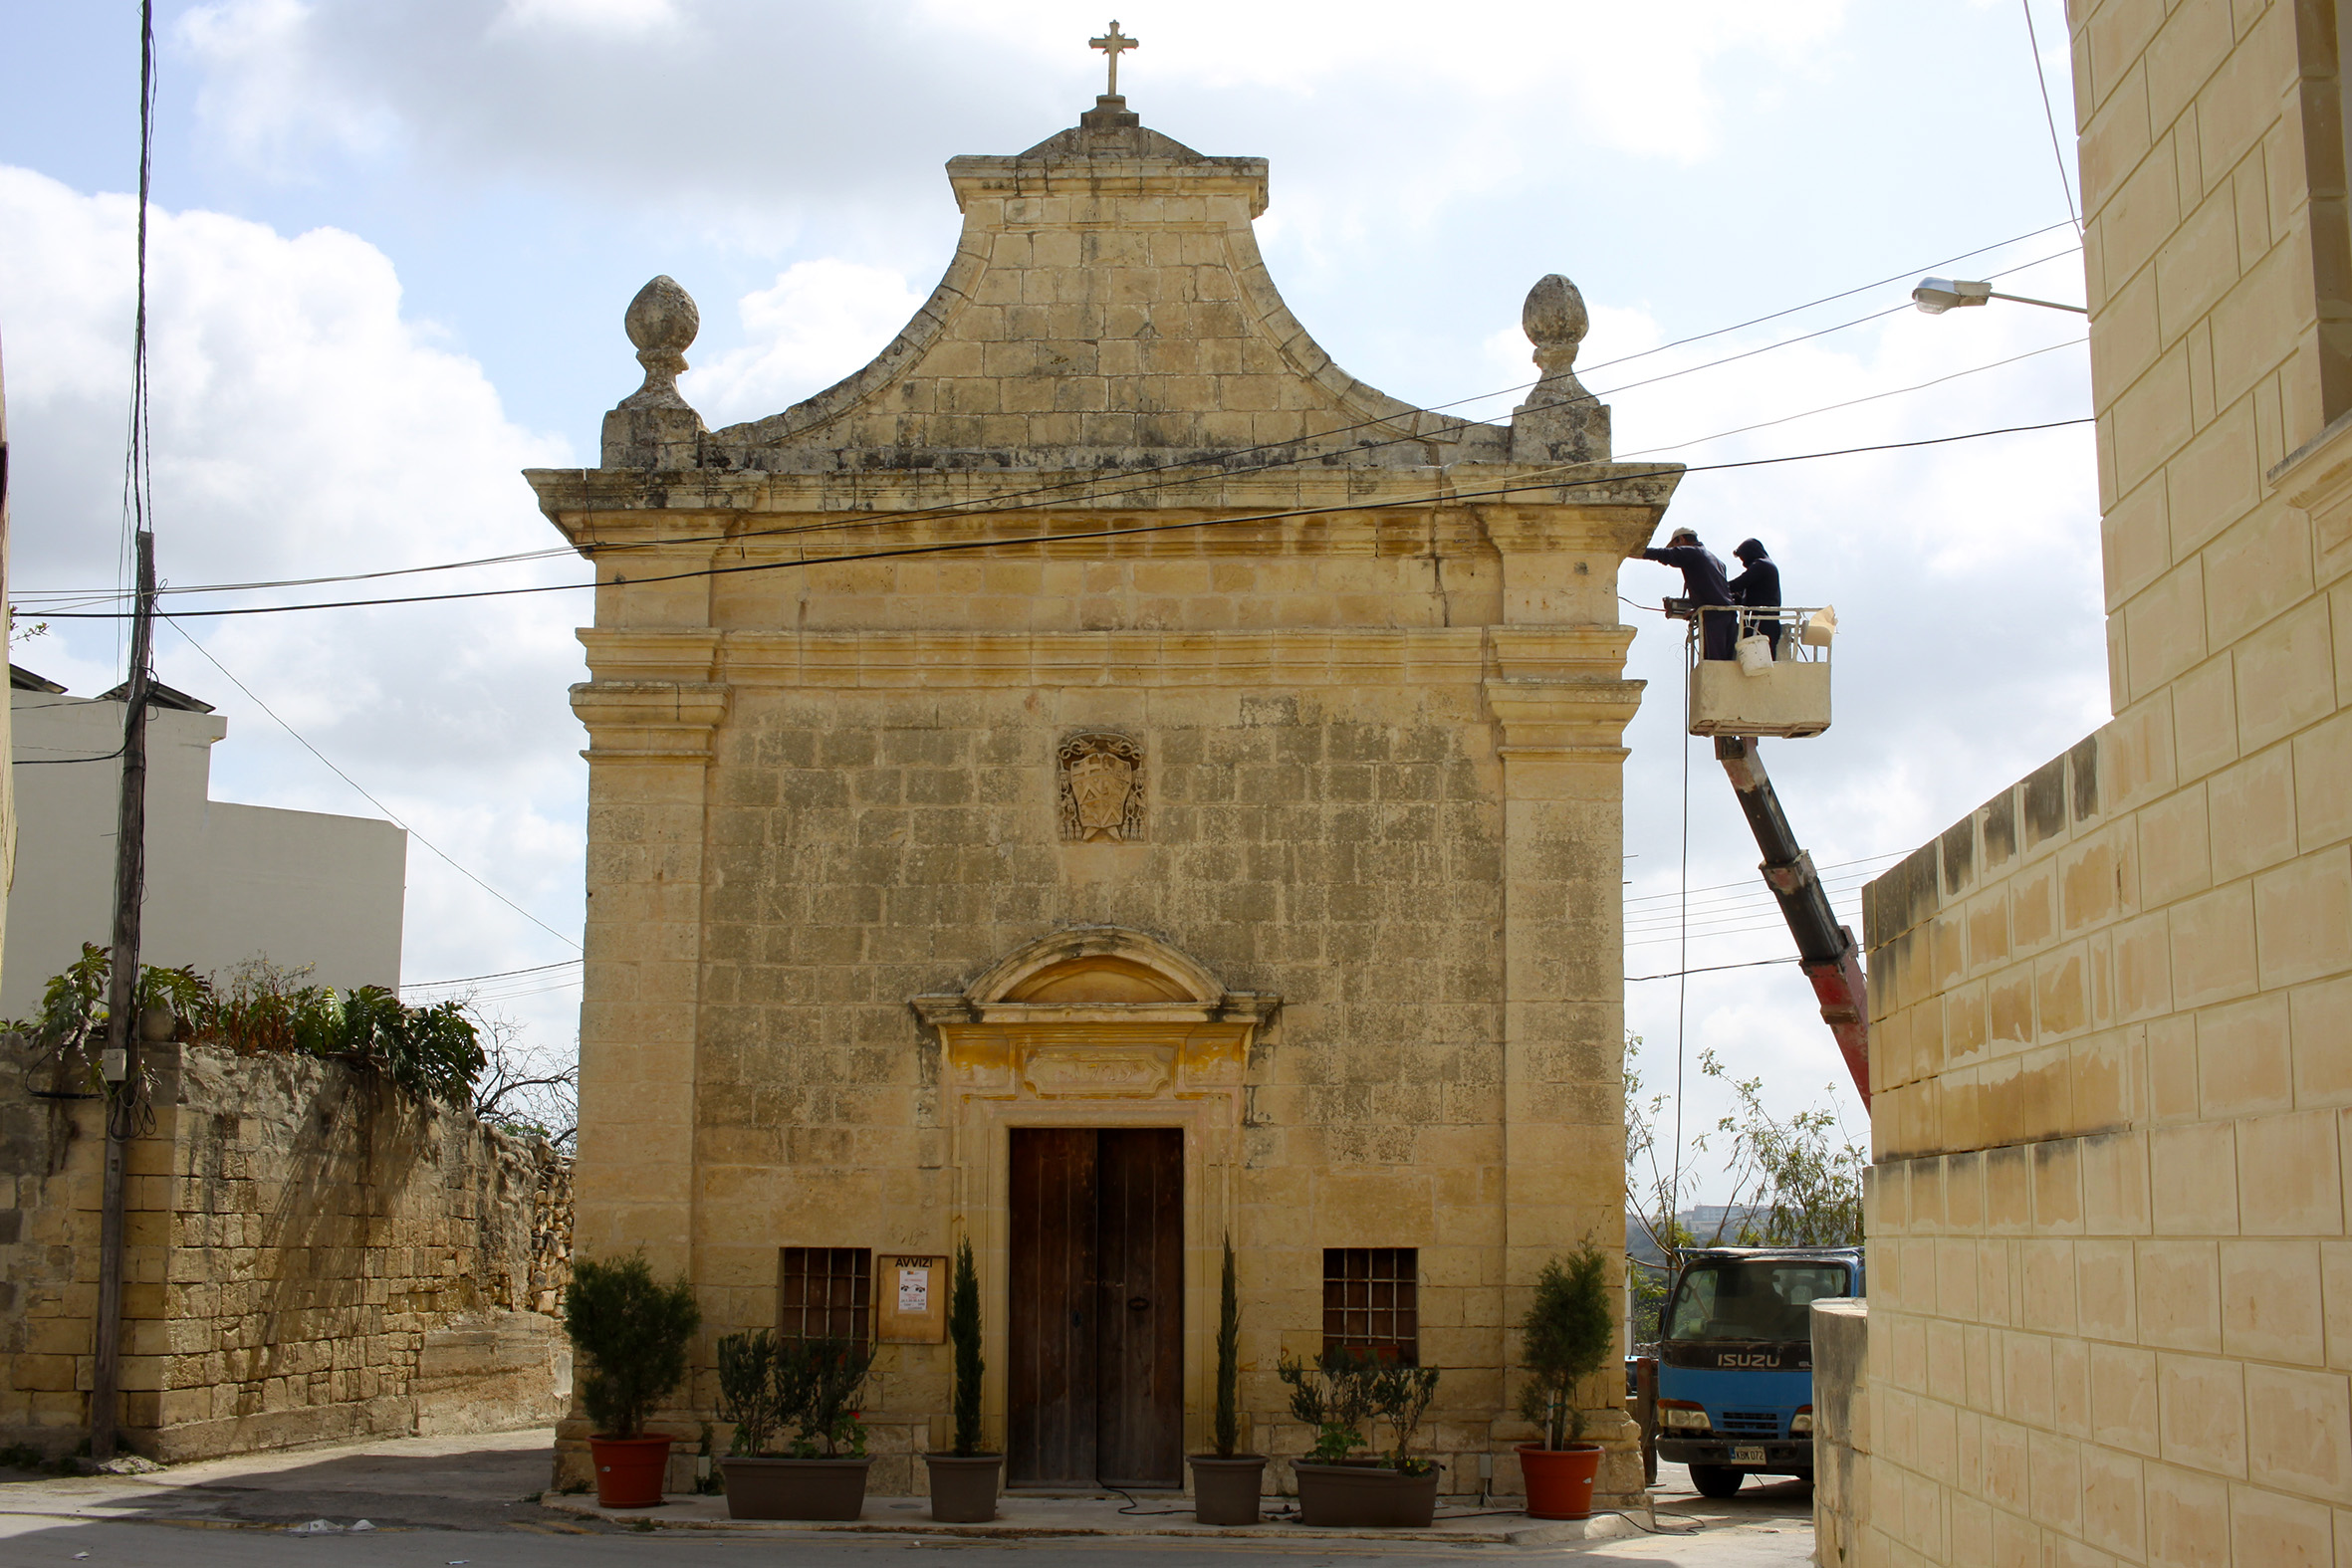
[1653,1244,1864,1497]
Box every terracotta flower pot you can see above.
[588,1434,673,1508]
[1188,1455,1266,1525]
[923,1453,1003,1523]
[719,1455,873,1520]
[1291,1459,1442,1528]
[1517,1442,1602,1520]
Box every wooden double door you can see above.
[1006,1128,1184,1487]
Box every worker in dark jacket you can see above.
[1640,527,1737,659]
[1729,538,1782,655]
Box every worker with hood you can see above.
[1729,538,1782,655]
[1639,527,1737,659]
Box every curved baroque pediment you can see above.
[596,107,1614,476]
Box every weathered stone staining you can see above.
[535,92,1682,1505]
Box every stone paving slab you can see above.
[541,1489,1646,1545]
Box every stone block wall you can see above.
[0,1035,573,1460]
[1812,1298,1870,1568]
[688,681,1518,1486]
[1838,0,2352,1559]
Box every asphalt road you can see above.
[0,1434,1813,1568]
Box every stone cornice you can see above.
[911,998,1278,1027]
[579,626,1653,689]
[574,630,720,684]
[568,680,730,764]
[946,154,1272,218]
[525,462,1682,543]
[1482,682,1646,757]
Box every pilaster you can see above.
[568,659,728,1277]
[1483,621,1648,1497]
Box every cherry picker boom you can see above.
[1714,736,1871,1109]
[1674,601,1871,1109]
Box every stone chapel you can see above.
[529,83,1682,1506]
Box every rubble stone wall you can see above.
[0,1035,573,1461]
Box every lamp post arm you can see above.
[1985,290,2088,315]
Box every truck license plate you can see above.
[1731,1446,1766,1465]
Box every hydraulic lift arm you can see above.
[1713,736,1872,1108]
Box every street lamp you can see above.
[1912,277,2087,315]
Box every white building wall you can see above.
[2,690,404,1019]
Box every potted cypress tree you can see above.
[925,1240,1003,1521]
[1189,1235,1265,1524]
[1281,1346,1443,1527]
[1515,1242,1616,1520]
[564,1251,701,1508]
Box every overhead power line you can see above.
[1622,849,1908,905]
[401,958,584,991]
[1626,957,1801,983]
[161,617,583,953]
[13,223,2086,611]
[42,415,2095,623]
[2020,0,2083,234]
[1617,338,2082,458]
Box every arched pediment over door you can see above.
[911,926,1277,1102]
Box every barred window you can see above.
[780,1247,872,1344]
[1322,1247,1419,1364]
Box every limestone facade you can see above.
[1836,1,2352,1561]
[0,1036,573,1460]
[534,101,1675,1500]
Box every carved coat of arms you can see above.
[1058,732,1145,843]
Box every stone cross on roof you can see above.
[1089,21,1137,97]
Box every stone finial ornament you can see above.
[620,275,700,411]
[1523,274,1589,357]
[1521,273,1592,400]
[600,275,709,468]
[1510,272,1611,464]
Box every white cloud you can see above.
[914,0,1847,162]
[180,0,404,175]
[0,164,588,1052]
[685,258,928,427]
[164,0,1849,226]
[492,0,683,37]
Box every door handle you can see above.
[1127,1296,1150,1311]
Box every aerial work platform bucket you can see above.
[1683,605,1835,739]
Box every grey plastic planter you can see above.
[923,1453,1003,1523]
[719,1456,873,1520]
[1291,1459,1441,1527]
[1188,1455,1266,1525]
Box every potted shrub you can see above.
[1189,1235,1265,1524]
[732,1335,880,1519]
[564,1251,701,1508]
[1515,1242,1616,1520]
[714,1329,795,1519]
[1280,1345,1443,1528]
[925,1240,1003,1522]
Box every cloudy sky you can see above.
[0,0,2101,1200]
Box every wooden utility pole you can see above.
[91,528,155,1463]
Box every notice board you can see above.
[876,1253,947,1343]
